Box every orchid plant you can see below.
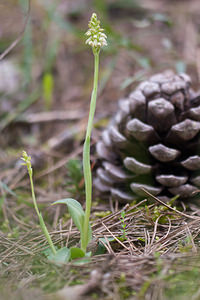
[22,13,107,262]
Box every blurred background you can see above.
[1,0,200,192]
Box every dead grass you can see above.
[1,196,200,299]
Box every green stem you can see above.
[29,171,57,255]
[82,52,99,252]
[29,173,40,219]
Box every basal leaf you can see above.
[53,198,92,245]
[53,198,85,233]
[70,247,85,260]
[48,247,70,263]
[71,257,91,265]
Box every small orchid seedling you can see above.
[53,13,107,253]
[21,151,57,256]
[22,151,72,263]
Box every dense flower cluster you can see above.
[85,13,107,51]
[21,150,32,175]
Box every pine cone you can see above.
[95,70,200,202]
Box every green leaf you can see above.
[70,247,85,260]
[95,237,115,255]
[53,198,84,232]
[48,247,71,263]
[52,198,92,245]
[71,257,91,265]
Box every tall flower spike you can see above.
[85,13,107,53]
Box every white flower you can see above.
[85,13,107,52]
[85,30,91,36]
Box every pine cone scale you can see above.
[123,157,152,174]
[155,174,188,187]
[181,156,200,170]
